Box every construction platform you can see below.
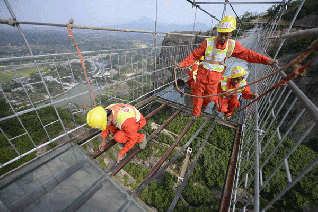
[0,143,148,212]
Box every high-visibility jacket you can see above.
[202,37,235,73]
[106,104,141,129]
[180,36,270,84]
[216,76,253,104]
[219,76,247,97]
[187,60,200,82]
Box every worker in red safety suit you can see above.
[215,66,259,118]
[86,104,147,163]
[174,15,278,119]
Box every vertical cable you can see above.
[153,0,158,95]
[221,2,226,19]
[192,6,198,44]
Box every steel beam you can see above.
[92,140,117,159]
[219,124,242,212]
[168,119,217,211]
[68,128,101,145]
[267,28,318,39]
[130,117,212,198]
[186,0,220,21]
[109,108,182,177]
[132,119,194,197]
[0,18,210,38]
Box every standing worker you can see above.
[174,15,278,119]
[86,104,147,163]
[215,66,259,118]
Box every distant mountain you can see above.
[104,16,211,33]
[127,16,154,25]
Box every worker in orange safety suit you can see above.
[174,15,278,119]
[86,104,147,163]
[215,66,259,118]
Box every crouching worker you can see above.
[86,104,147,163]
[215,66,259,118]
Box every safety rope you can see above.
[230,39,318,117]
[66,21,96,107]
[174,39,318,100]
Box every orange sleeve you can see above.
[180,40,207,68]
[232,41,270,65]
[242,84,253,99]
[118,118,139,155]
[101,129,108,138]
[101,124,118,138]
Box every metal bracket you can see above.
[177,177,184,182]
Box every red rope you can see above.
[66,23,96,107]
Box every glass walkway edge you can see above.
[0,143,149,212]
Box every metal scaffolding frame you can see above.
[0,0,317,211]
[231,1,318,211]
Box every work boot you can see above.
[191,115,198,121]
[139,134,147,149]
[224,113,232,120]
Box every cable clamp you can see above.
[177,177,183,182]
[187,147,192,154]
[7,19,16,27]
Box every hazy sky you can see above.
[1,0,275,28]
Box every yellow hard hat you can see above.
[231,66,246,78]
[217,15,236,33]
[200,56,204,61]
[86,106,107,131]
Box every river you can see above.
[50,83,100,107]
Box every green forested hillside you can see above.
[0,99,85,176]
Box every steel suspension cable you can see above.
[221,2,226,19]
[192,6,198,45]
[225,0,243,27]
